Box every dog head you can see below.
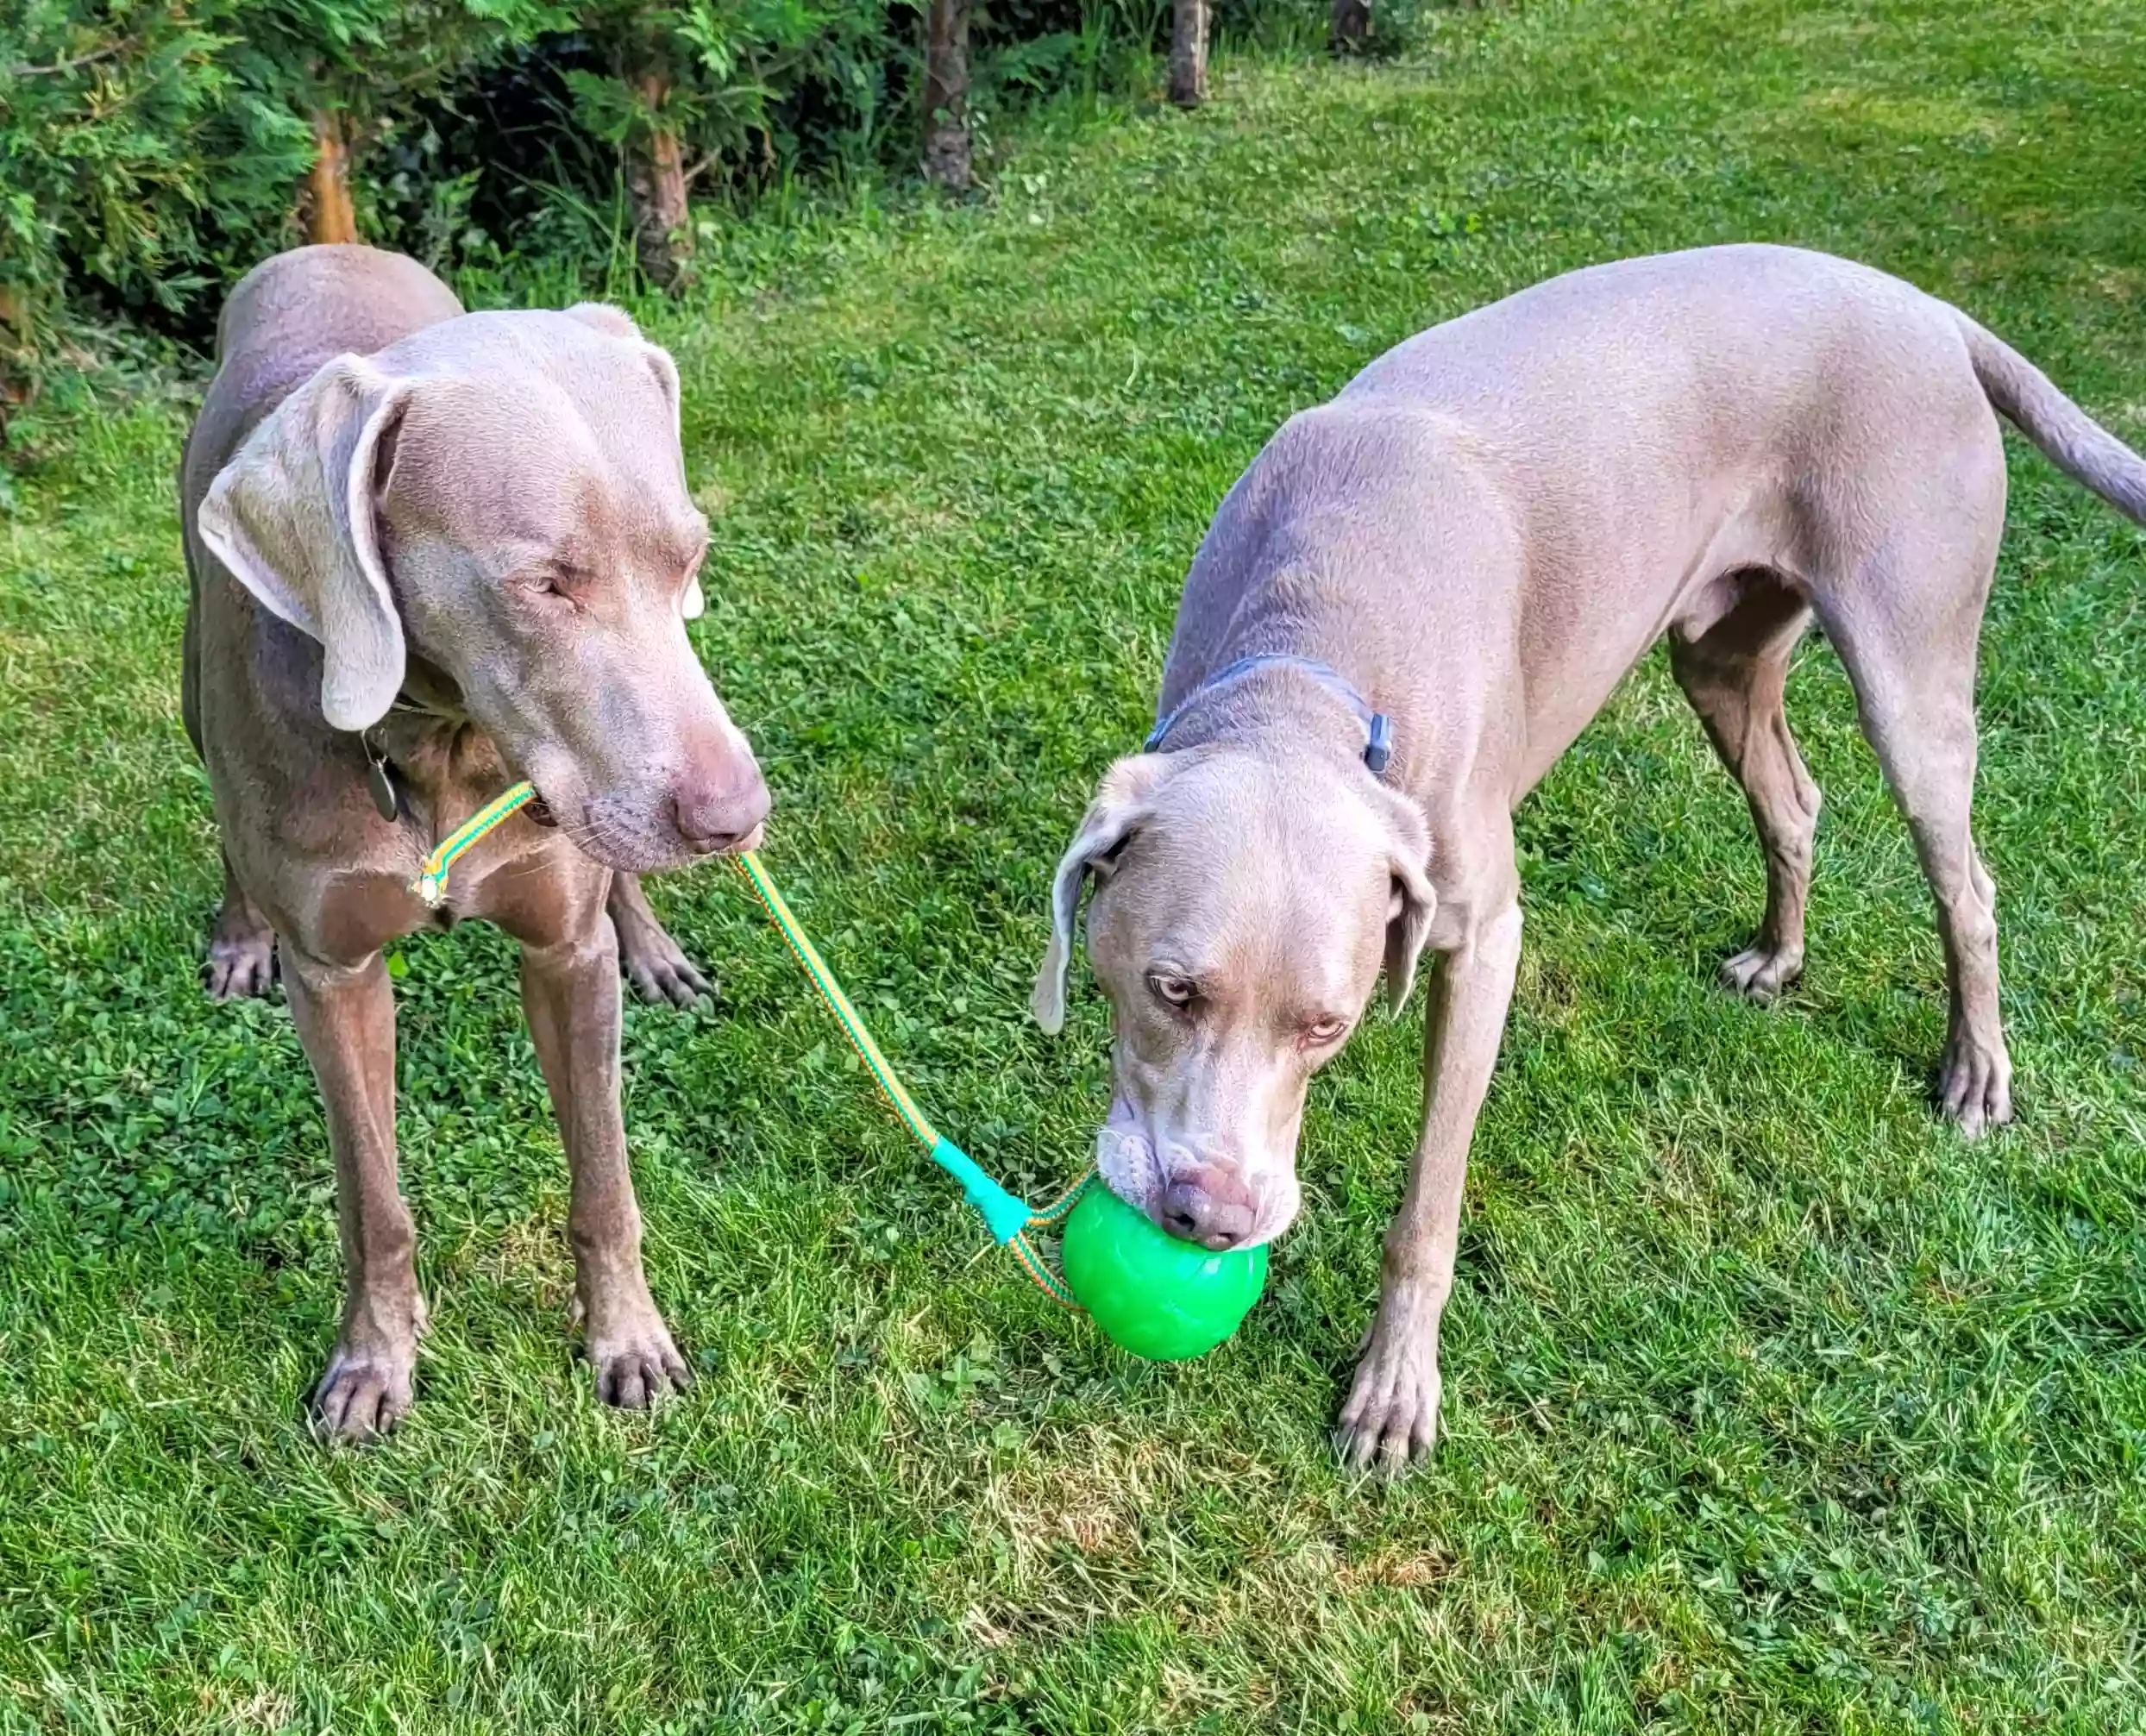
[197,303,766,869]
[1032,745,1434,1249]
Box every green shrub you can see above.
[0,5,298,374]
[0,0,544,395]
[0,0,1330,414]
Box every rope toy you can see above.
[413,782,538,908]
[413,782,1268,1357]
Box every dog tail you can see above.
[1956,312,2146,524]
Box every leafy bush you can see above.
[0,0,1332,408]
[0,6,299,365]
[0,0,542,398]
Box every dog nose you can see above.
[1158,1173,1256,1250]
[670,764,770,853]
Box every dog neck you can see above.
[1150,656,1389,783]
[1149,652,1391,775]
[361,657,511,812]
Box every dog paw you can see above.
[311,1339,416,1443]
[1937,1026,2012,1137]
[1719,940,1802,1004]
[618,924,712,1008]
[205,927,277,1000]
[1337,1332,1442,1476]
[587,1316,692,1411]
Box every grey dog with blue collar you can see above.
[1031,244,2146,1476]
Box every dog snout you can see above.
[1158,1165,1258,1251]
[670,760,770,854]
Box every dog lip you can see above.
[668,818,767,859]
[546,801,685,874]
[1093,1118,1164,1221]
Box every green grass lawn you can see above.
[4,0,2144,1728]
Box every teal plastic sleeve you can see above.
[929,1137,1035,1245]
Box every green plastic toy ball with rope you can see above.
[1057,1184,1267,1359]
[416,787,1269,1359]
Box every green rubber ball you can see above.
[1059,1182,1268,1360]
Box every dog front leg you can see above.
[1338,901,1522,1473]
[519,923,691,1408]
[285,950,421,1441]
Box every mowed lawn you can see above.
[4,0,2144,1729]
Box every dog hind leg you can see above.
[1816,419,2012,1135]
[1669,577,1822,1003]
[1831,587,2011,1134]
[607,872,712,1008]
[204,852,278,1000]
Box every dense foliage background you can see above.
[0,0,1360,403]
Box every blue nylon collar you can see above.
[1145,653,1392,777]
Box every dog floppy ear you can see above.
[562,300,640,339]
[1371,782,1438,1013]
[197,353,414,732]
[1032,753,1171,1035]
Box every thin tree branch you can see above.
[9,35,137,78]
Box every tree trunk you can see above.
[0,283,30,448]
[1169,0,1209,108]
[924,0,970,191]
[627,72,693,289]
[1332,0,1372,53]
[302,109,359,246]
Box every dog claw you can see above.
[311,1342,416,1443]
[205,931,278,1000]
[623,952,712,1008]
[1936,1028,2012,1137]
[609,876,713,1008]
[1337,1338,1442,1476]
[616,925,712,1007]
[1719,941,1802,1003]
[588,1319,692,1411]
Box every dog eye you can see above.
[517,572,575,608]
[1149,973,1196,1009]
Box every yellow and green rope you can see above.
[411,780,1089,1307]
[411,781,540,908]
